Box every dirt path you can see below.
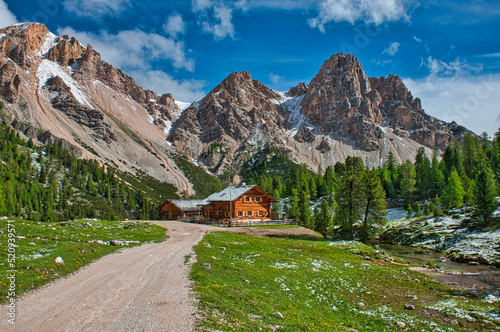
[0,221,321,331]
[1,222,318,332]
[0,221,221,332]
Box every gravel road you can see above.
[0,221,216,331]
[1,221,319,331]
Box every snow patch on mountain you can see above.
[175,100,191,111]
[37,59,92,107]
[39,32,58,56]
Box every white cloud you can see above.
[192,1,235,40]
[130,70,206,102]
[57,27,202,101]
[58,27,194,72]
[63,0,130,18]
[413,35,422,43]
[202,5,235,40]
[0,0,17,28]
[404,57,500,135]
[423,56,481,78]
[383,42,400,56]
[164,12,186,39]
[192,0,213,12]
[309,0,414,32]
[268,72,284,84]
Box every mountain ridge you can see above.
[0,22,469,195]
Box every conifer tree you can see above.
[444,169,465,208]
[314,199,332,237]
[334,156,365,239]
[399,160,416,203]
[473,168,497,221]
[360,170,387,242]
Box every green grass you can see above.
[0,219,167,303]
[191,232,500,331]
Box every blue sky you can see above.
[1,0,500,135]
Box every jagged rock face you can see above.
[288,82,308,97]
[169,71,287,168]
[0,23,472,194]
[170,53,469,173]
[300,53,466,151]
[43,76,116,143]
[0,23,194,195]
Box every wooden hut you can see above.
[158,185,277,224]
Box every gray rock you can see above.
[202,263,212,270]
[404,304,415,310]
[28,242,36,246]
[110,240,124,246]
[450,319,458,325]
[55,256,64,264]
[396,321,406,328]
[358,302,365,308]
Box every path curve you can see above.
[1,221,318,331]
[0,221,220,332]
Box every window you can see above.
[247,211,253,217]
[225,211,229,217]
[237,212,243,217]
[258,211,264,216]
[255,196,261,202]
[244,196,251,202]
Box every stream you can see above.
[377,243,500,297]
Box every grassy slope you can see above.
[0,219,166,303]
[191,231,499,331]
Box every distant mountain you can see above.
[0,22,195,195]
[0,23,469,195]
[169,53,468,174]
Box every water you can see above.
[376,243,500,296]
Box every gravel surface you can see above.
[0,221,318,331]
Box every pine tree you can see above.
[399,160,416,203]
[360,170,387,243]
[473,168,497,222]
[444,169,465,209]
[298,190,312,228]
[334,156,365,239]
[314,199,332,237]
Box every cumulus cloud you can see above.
[58,27,194,72]
[130,70,206,102]
[404,57,500,135]
[164,12,186,39]
[201,5,235,40]
[63,0,130,18]
[309,0,414,32]
[0,0,17,28]
[383,42,400,56]
[192,1,235,41]
[57,27,203,101]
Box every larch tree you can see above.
[444,169,465,209]
[473,168,498,222]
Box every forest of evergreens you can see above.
[0,123,179,221]
[1,119,499,242]
[243,131,500,241]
